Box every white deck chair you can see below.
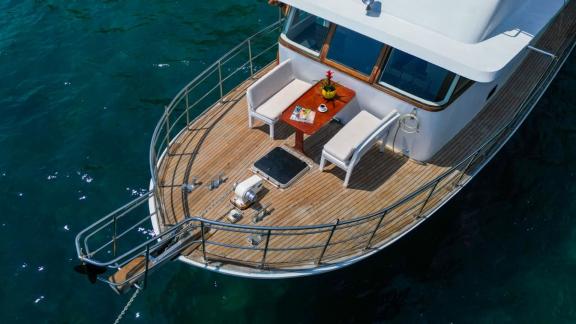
[320,110,400,187]
[246,59,313,139]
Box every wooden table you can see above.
[281,82,356,154]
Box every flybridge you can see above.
[281,0,566,82]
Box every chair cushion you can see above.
[247,59,294,110]
[324,110,381,162]
[254,79,312,121]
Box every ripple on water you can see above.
[126,187,148,197]
[46,171,58,180]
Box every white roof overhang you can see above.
[281,0,566,82]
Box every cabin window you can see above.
[379,49,456,104]
[279,9,469,109]
[325,26,383,76]
[283,9,330,56]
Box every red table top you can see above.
[281,82,356,135]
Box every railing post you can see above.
[455,151,480,187]
[152,146,158,175]
[365,211,388,250]
[164,105,170,148]
[154,186,165,226]
[185,87,190,126]
[317,219,339,265]
[143,244,150,289]
[278,6,282,22]
[200,221,208,263]
[418,180,439,218]
[154,181,160,211]
[112,213,118,257]
[217,60,224,102]
[260,229,272,269]
[247,39,254,77]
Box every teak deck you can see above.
[154,3,576,273]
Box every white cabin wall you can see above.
[413,83,497,161]
[410,50,527,161]
[278,44,525,162]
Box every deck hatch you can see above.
[252,147,309,188]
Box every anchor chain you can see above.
[113,287,141,324]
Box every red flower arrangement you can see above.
[321,70,336,92]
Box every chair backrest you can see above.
[350,111,400,166]
[247,59,295,111]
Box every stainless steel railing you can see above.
[149,19,284,226]
[76,14,575,287]
[75,191,201,289]
[144,21,574,268]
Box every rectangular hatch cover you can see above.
[252,147,309,188]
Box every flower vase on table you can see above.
[321,70,337,100]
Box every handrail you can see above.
[148,19,285,229]
[76,12,575,284]
[75,192,152,257]
[149,19,285,181]
[149,30,571,229]
[78,218,200,268]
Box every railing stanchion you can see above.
[200,221,208,263]
[278,6,282,23]
[143,244,150,289]
[260,229,272,269]
[365,211,388,250]
[185,87,190,126]
[317,219,339,265]
[154,185,161,223]
[164,105,170,149]
[248,39,254,77]
[153,139,166,223]
[418,180,439,218]
[112,214,118,257]
[455,151,480,187]
[217,61,224,102]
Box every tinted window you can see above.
[326,26,383,75]
[283,9,330,55]
[379,49,455,102]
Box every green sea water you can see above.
[1,1,575,323]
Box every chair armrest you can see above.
[349,111,400,166]
[247,59,295,110]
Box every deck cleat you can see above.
[208,172,227,191]
[181,177,200,193]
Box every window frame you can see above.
[376,48,459,106]
[279,8,473,111]
[281,8,331,58]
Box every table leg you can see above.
[294,130,305,154]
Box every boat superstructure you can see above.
[75,0,576,293]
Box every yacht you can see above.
[75,0,576,293]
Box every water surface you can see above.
[0,1,575,322]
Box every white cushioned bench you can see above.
[246,59,313,139]
[320,110,400,187]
